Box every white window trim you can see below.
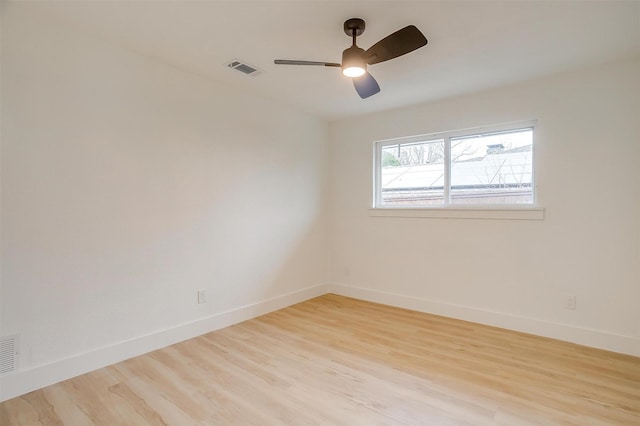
[372,120,542,219]
[368,206,544,220]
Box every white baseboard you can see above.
[3,282,637,402]
[0,284,328,402]
[327,282,640,357]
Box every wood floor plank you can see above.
[1,294,639,425]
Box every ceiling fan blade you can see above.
[274,60,341,67]
[364,25,427,65]
[353,72,380,99]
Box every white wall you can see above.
[327,58,640,356]
[0,4,327,400]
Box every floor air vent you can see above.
[1,335,19,375]
[227,59,261,76]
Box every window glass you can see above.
[380,140,445,206]
[375,123,535,208]
[450,129,533,204]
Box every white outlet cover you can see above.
[564,295,576,310]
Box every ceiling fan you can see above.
[274,18,428,99]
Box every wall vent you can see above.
[226,59,261,76]
[0,335,19,375]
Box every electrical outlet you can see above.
[564,295,576,310]
[197,289,207,304]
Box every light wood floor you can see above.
[1,294,639,425]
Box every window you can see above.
[374,122,535,208]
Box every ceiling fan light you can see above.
[342,46,366,78]
[343,66,366,77]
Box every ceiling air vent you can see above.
[227,59,261,76]
[1,335,19,375]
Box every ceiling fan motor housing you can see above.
[342,45,366,76]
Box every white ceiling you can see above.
[18,1,640,121]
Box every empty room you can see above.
[1,0,639,424]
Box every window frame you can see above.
[373,120,539,213]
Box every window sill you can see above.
[368,207,544,220]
